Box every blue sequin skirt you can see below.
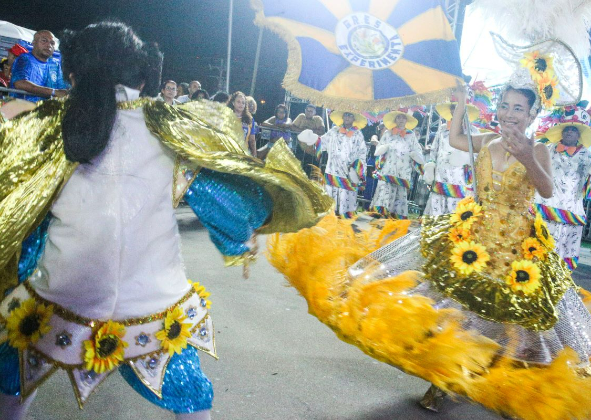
[0,343,213,413]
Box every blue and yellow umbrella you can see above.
[251,0,464,112]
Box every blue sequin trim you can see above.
[184,168,272,256]
[0,342,20,396]
[119,345,213,413]
[18,216,51,283]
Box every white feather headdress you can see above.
[472,0,591,57]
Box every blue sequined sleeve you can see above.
[184,169,272,256]
[18,216,51,282]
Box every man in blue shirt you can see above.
[10,30,69,102]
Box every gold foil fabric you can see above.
[0,100,77,297]
[144,100,333,234]
[421,146,575,331]
[0,98,332,295]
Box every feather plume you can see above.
[472,0,591,57]
[267,214,591,420]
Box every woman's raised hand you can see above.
[500,124,534,162]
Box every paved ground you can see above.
[25,209,591,419]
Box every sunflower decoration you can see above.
[537,73,560,108]
[450,241,490,275]
[190,280,211,309]
[506,260,542,294]
[155,306,192,355]
[448,227,471,244]
[83,320,128,374]
[534,213,556,249]
[450,200,483,229]
[520,51,555,82]
[6,299,53,350]
[521,237,547,261]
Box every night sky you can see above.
[2,0,289,120]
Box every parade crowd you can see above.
[2,29,591,269]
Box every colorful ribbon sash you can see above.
[370,206,408,219]
[431,181,471,198]
[584,175,591,200]
[351,159,366,191]
[533,203,587,226]
[372,172,411,189]
[413,160,424,176]
[324,173,359,191]
[563,256,579,271]
[463,164,473,185]
[314,138,322,161]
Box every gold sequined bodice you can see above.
[472,146,536,277]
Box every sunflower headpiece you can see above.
[492,33,582,115]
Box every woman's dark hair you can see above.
[227,91,252,126]
[211,91,229,103]
[191,89,209,101]
[274,104,288,119]
[60,21,163,163]
[179,82,189,95]
[503,86,538,111]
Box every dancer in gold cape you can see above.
[0,22,331,420]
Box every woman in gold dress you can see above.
[268,69,591,419]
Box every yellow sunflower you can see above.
[448,227,472,244]
[520,51,555,81]
[6,299,53,350]
[83,320,128,374]
[521,237,547,260]
[450,241,490,275]
[537,73,560,108]
[534,213,555,249]
[450,201,483,229]
[155,306,192,355]
[457,196,475,206]
[506,260,542,294]
[190,280,211,309]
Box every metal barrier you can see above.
[0,86,32,96]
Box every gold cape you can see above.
[0,98,332,296]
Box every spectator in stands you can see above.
[228,91,256,156]
[10,30,69,102]
[258,104,292,160]
[246,95,260,141]
[178,80,202,103]
[289,104,326,170]
[263,104,292,144]
[246,96,257,116]
[157,80,179,105]
[177,82,189,98]
[188,80,201,95]
[0,59,9,88]
[211,91,229,103]
[191,89,209,101]
[289,103,325,136]
[6,44,28,69]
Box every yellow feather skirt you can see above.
[267,214,591,420]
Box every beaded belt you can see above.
[0,279,215,408]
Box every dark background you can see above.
[2,0,288,121]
